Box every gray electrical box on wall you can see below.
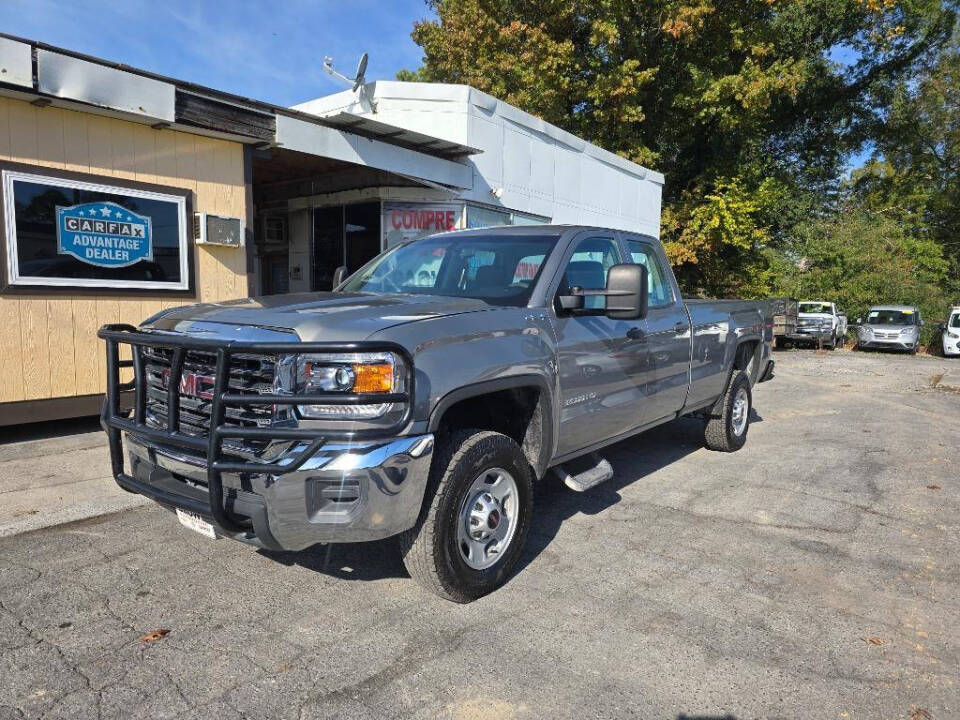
[194,213,244,247]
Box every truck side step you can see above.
[552,454,614,492]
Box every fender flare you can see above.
[711,337,763,414]
[427,374,555,477]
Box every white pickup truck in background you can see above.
[786,301,848,350]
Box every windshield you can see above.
[867,309,918,326]
[799,302,832,314]
[341,233,560,306]
[951,313,960,328]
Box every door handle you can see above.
[626,326,644,341]
[673,321,687,333]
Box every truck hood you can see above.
[146,292,495,341]
[798,312,832,320]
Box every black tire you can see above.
[399,430,533,603]
[826,334,837,350]
[704,371,752,452]
[774,337,784,350]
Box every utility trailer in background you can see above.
[770,297,798,349]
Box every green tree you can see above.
[401,0,956,293]
[775,209,952,341]
[851,29,960,272]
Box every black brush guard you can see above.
[98,324,414,534]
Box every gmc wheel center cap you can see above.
[488,510,500,529]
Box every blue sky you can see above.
[1,0,434,107]
[2,1,871,168]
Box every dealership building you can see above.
[0,33,663,423]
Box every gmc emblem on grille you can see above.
[162,369,215,400]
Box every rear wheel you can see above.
[399,430,533,602]
[704,371,752,452]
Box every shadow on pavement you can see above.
[0,415,102,445]
[258,537,408,581]
[256,411,762,585]
[513,414,710,577]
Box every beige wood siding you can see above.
[0,96,248,404]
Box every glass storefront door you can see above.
[312,202,382,291]
[345,203,381,275]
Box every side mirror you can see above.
[555,263,648,319]
[331,265,348,289]
[605,263,648,320]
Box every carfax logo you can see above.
[55,201,152,268]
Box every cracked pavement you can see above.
[0,349,958,719]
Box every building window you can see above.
[1,163,192,293]
[466,204,549,229]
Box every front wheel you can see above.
[399,430,533,602]
[704,371,752,452]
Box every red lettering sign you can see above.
[389,207,459,232]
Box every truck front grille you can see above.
[142,347,278,443]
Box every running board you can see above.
[552,454,614,492]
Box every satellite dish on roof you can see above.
[323,53,369,92]
[353,53,368,92]
[322,53,378,112]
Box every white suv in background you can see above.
[943,307,960,357]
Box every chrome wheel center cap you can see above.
[457,468,520,571]
[469,493,500,537]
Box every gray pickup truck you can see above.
[99,226,774,601]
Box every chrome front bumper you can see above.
[125,433,434,550]
[858,338,916,351]
[786,328,831,341]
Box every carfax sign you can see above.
[2,165,191,292]
[56,201,152,268]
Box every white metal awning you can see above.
[319,111,482,159]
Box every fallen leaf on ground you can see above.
[139,628,170,642]
[910,709,932,720]
[926,485,941,490]
[862,636,885,645]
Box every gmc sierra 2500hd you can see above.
[99,226,774,602]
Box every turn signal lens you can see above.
[353,363,394,393]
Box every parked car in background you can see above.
[857,305,923,353]
[786,301,847,349]
[770,297,798,349]
[942,306,960,357]
[98,225,774,602]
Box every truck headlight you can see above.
[948,332,960,340]
[288,352,407,420]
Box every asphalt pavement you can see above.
[1,349,958,719]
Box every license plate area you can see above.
[176,508,218,539]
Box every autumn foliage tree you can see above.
[400,0,957,299]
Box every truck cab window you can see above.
[558,237,620,310]
[626,240,673,307]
